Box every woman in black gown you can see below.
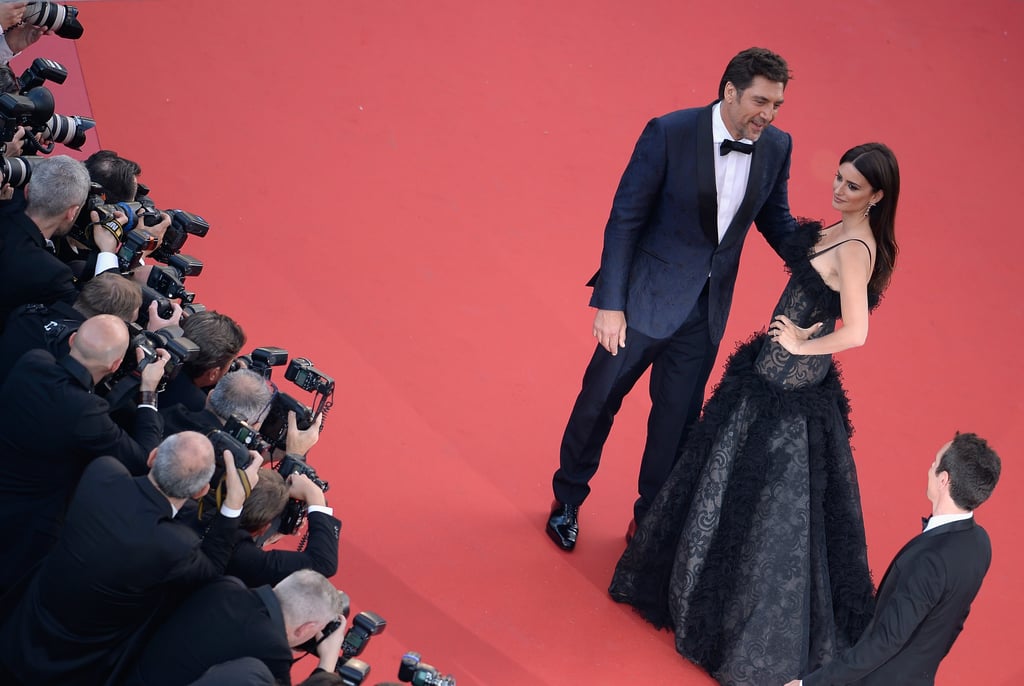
[609,143,900,686]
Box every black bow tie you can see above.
[720,139,754,156]
[921,516,930,531]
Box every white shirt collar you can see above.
[923,511,973,533]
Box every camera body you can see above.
[398,652,456,686]
[259,391,314,451]
[222,414,271,455]
[275,453,329,536]
[207,428,253,471]
[232,346,289,378]
[285,357,335,394]
[341,611,387,660]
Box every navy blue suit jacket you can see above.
[803,518,992,685]
[589,104,796,341]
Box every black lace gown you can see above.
[609,222,877,685]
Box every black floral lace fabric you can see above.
[609,221,877,685]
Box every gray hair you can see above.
[274,570,345,630]
[151,432,216,498]
[26,155,90,219]
[207,369,272,424]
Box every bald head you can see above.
[70,314,130,376]
[150,431,216,498]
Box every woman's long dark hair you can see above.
[841,142,900,294]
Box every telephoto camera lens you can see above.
[22,2,85,40]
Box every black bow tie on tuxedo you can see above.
[921,516,931,531]
[720,139,754,156]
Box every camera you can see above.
[398,652,456,686]
[0,155,33,187]
[0,89,94,155]
[232,346,289,378]
[285,357,335,394]
[100,324,198,395]
[23,2,85,40]
[17,58,67,93]
[149,208,210,263]
[258,391,314,451]
[275,453,329,535]
[116,229,158,272]
[341,611,387,661]
[336,658,371,686]
[147,264,195,303]
[222,414,271,455]
[208,428,253,470]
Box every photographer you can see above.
[122,569,348,686]
[160,310,246,412]
[0,271,147,386]
[0,432,262,685]
[162,367,271,437]
[225,465,340,587]
[0,313,168,593]
[0,155,127,332]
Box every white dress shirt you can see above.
[711,102,754,243]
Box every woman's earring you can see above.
[863,201,877,217]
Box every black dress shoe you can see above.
[546,501,579,551]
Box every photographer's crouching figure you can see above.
[123,569,349,686]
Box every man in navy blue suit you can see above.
[547,47,798,551]
[788,432,1001,686]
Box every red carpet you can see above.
[17,1,1023,683]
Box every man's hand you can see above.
[285,410,323,457]
[0,2,26,31]
[593,309,627,356]
[5,23,48,54]
[145,299,183,331]
[287,472,327,507]
[0,183,12,201]
[141,211,170,252]
[4,125,27,158]
[138,347,170,392]
[222,451,263,511]
[91,209,128,254]
[315,617,347,673]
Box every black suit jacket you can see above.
[0,457,241,685]
[589,104,795,341]
[803,518,992,686]
[0,300,83,387]
[226,510,341,587]
[124,577,294,686]
[0,350,164,593]
[0,211,79,331]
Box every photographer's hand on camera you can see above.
[90,208,127,254]
[287,472,327,508]
[145,299,183,331]
[314,615,347,674]
[221,449,263,511]
[138,347,170,393]
[142,211,171,251]
[4,125,27,158]
[286,410,322,457]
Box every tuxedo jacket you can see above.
[0,457,241,685]
[124,577,294,686]
[589,104,796,341]
[803,518,992,686]
[0,350,164,593]
[0,211,79,331]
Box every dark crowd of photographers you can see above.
[0,3,456,685]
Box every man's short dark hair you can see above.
[182,310,246,378]
[75,273,143,322]
[239,469,289,532]
[84,150,142,204]
[937,432,1001,511]
[718,47,791,99]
